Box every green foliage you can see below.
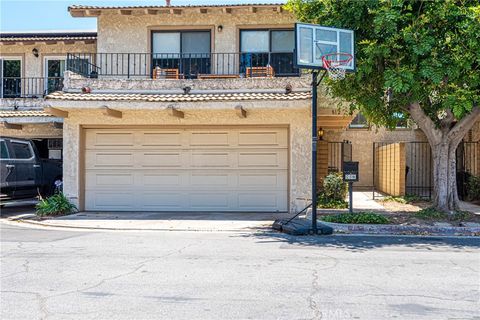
[317,172,348,208]
[383,194,423,204]
[320,212,390,224]
[414,207,474,221]
[317,196,348,209]
[413,207,448,220]
[466,175,480,201]
[36,193,77,217]
[285,0,480,127]
[322,172,348,201]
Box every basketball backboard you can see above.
[295,22,355,71]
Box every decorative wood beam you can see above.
[86,9,101,16]
[102,106,122,118]
[168,106,184,118]
[120,9,132,15]
[45,40,58,45]
[70,10,85,17]
[249,7,257,13]
[83,40,95,44]
[2,122,22,130]
[21,41,35,45]
[235,105,247,118]
[147,9,158,15]
[170,8,182,15]
[44,107,69,118]
[3,42,16,45]
[63,40,74,45]
[52,121,63,129]
[275,6,283,13]
[199,8,208,14]
[223,8,232,14]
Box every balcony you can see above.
[66,52,300,79]
[1,77,63,99]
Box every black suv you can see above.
[1,137,62,202]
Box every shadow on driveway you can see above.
[0,200,37,219]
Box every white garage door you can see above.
[84,127,288,212]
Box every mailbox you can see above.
[343,161,359,182]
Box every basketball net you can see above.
[321,53,353,81]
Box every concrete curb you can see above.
[322,221,480,236]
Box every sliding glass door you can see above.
[1,58,22,98]
[240,29,296,76]
[152,31,211,78]
[45,58,65,93]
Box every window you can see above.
[11,141,33,159]
[152,31,211,77]
[349,113,369,129]
[1,58,22,98]
[240,29,297,76]
[0,140,9,159]
[45,58,66,93]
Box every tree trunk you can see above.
[408,102,480,213]
[431,139,461,212]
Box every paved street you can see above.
[1,223,479,320]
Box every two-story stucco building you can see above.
[2,2,478,212]
[42,3,316,213]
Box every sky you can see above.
[0,0,286,32]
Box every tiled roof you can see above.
[0,32,97,42]
[0,110,54,118]
[69,3,284,10]
[46,91,311,102]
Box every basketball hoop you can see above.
[321,53,353,80]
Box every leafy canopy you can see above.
[286,0,480,128]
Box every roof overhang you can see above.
[68,3,286,17]
[0,31,97,45]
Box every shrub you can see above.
[322,172,348,201]
[320,212,390,224]
[317,196,348,209]
[466,175,480,201]
[36,193,77,217]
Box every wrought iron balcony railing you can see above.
[1,77,63,99]
[66,52,300,79]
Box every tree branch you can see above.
[447,106,480,142]
[408,102,442,145]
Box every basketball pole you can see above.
[311,69,328,234]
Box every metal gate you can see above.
[457,141,479,200]
[328,140,352,173]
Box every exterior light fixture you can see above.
[318,127,324,140]
[32,48,39,57]
[217,25,223,32]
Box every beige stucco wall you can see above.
[0,123,62,138]
[61,102,311,213]
[97,8,294,54]
[0,41,96,78]
[324,127,428,188]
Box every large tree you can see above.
[287,0,480,212]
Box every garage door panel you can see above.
[142,132,182,146]
[85,127,288,212]
[86,131,136,147]
[86,152,135,168]
[85,191,136,210]
[142,152,182,167]
[189,132,230,146]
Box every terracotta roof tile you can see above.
[0,110,54,118]
[45,91,311,102]
[0,32,97,42]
